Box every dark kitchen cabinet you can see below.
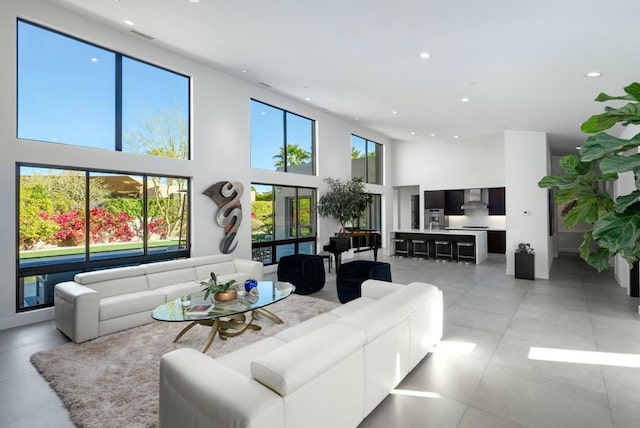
[444,189,465,215]
[488,187,506,215]
[487,230,506,254]
[424,190,445,209]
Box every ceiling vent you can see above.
[130,30,154,41]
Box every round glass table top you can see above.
[151,281,295,322]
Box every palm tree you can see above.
[273,144,311,168]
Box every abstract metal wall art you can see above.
[202,181,244,254]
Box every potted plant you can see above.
[318,177,372,234]
[200,272,237,302]
[539,82,640,283]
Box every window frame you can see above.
[251,183,317,266]
[16,18,191,159]
[16,162,191,312]
[351,134,383,185]
[250,99,316,175]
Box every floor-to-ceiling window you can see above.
[251,184,317,265]
[16,19,191,312]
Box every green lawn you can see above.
[20,240,180,259]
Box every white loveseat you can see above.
[54,254,263,343]
[159,280,443,428]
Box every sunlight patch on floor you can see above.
[528,347,640,367]
[391,389,441,398]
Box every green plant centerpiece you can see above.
[318,177,372,234]
[200,272,237,302]
[539,82,640,272]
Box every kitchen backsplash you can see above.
[447,211,506,230]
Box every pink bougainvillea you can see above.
[41,208,135,246]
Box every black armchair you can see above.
[277,254,326,295]
[336,260,392,303]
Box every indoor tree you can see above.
[539,82,640,272]
[318,177,372,233]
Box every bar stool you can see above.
[456,242,475,264]
[412,239,428,260]
[434,240,453,262]
[391,238,409,257]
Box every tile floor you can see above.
[1,253,639,427]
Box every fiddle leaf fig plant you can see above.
[539,82,640,271]
[318,177,372,234]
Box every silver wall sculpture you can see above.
[202,181,243,254]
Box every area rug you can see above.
[30,294,338,428]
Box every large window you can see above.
[356,194,382,231]
[17,19,190,159]
[251,184,317,265]
[250,100,315,175]
[351,135,383,184]
[17,164,190,312]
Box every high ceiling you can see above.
[46,0,640,154]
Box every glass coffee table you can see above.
[152,281,295,352]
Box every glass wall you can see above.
[17,164,190,311]
[251,183,317,265]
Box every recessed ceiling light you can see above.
[430,133,436,137]
[419,52,430,59]
[354,117,359,121]
[190,0,200,3]
[461,97,470,102]
[453,135,459,139]
[242,69,248,73]
[585,71,601,78]
[392,111,398,115]
[304,97,312,101]
[123,20,135,26]
[410,132,416,136]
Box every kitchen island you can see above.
[391,229,488,264]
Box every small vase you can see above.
[214,290,237,302]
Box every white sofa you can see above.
[54,254,263,343]
[159,280,443,428]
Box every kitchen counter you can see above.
[391,229,488,264]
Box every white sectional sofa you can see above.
[159,280,443,428]
[54,254,263,343]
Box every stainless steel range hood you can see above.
[461,189,488,210]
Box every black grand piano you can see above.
[322,229,381,268]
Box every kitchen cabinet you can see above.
[424,190,445,209]
[487,230,506,254]
[444,189,465,215]
[488,187,506,215]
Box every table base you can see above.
[173,307,283,353]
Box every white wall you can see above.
[0,0,393,329]
[504,130,553,279]
[391,134,505,189]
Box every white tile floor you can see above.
[1,253,639,427]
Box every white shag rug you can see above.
[30,294,339,428]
